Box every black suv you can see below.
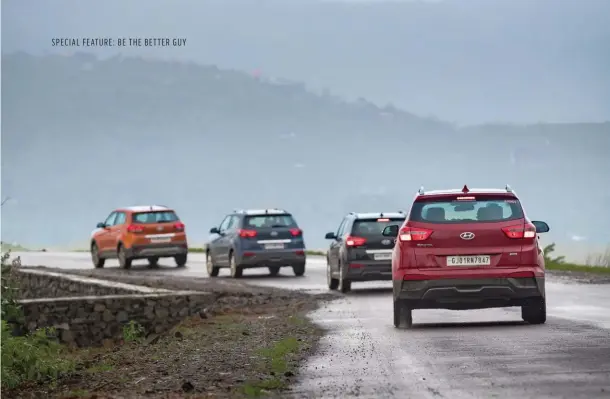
[325,212,405,293]
[206,209,307,278]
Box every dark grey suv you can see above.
[205,209,307,278]
[325,212,405,293]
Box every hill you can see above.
[1,53,609,258]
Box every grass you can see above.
[240,334,304,397]
[544,242,610,275]
[546,261,610,274]
[0,242,31,252]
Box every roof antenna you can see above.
[505,184,513,193]
[462,184,469,194]
[418,186,425,195]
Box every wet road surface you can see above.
[14,251,610,398]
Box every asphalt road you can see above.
[14,251,610,398]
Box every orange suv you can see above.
[90,205,188,269]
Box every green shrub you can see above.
[122,320,145,343]
[1,321,74,389]
[1,251,75,389]
[543,243,565,265]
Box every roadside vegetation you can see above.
[544,242,610,274]
[1,251,76,390]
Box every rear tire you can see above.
[393,300,413,329]
[338,264,351,293]
[174,254,187,267]
[206,252,220,277]
[118,245,132,270]
[148,257,159,267]
[521,298,547,324]
[327,262,339,290]
[229,252,243,278]
[268,266,280,276]
[292,263,306,277]
[91,243,105,269]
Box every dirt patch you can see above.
[5,268,336,398]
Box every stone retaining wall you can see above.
[12,268,171,299]
[10,268,215,347]
[19,291,215,347]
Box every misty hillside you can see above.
[2,0,610,124]
[1,53,609,259]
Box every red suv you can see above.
[384,185,549,329]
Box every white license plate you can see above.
[264,243,284,250]
[150,237,171,244]
[447,255,491,266]
[374,253,392,261]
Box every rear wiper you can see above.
[271,224,286,228]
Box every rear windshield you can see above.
[132,211,179,224]
[410,197,524,224]
[244,214,298,228]
[352,218,405,236]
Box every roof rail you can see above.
[417,186,425,195]
[505,184,513,193]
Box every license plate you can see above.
[150,237,171,244]
[374,253,392,261]
[447,255,491,266]
[264,243,284,250]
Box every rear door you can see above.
[349,217,405,262]
[406,194,528,269]
[328,218,347,270]
[209,215,232,265]
[241,214,304,251]
[97,212,117,252]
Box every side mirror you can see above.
[209,227,220,234]
[325,232,337,240]
[382,225,400,237]
[531,221,549,233]
[96,222,106,229]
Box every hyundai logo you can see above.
[157,226,164,231]
[381,239,392,245]
[460,232,475,240]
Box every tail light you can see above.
[398,227,433,242]
[346,235,367,247]
[239,229,257,238]
[502,222,536,239]
[289,228,302,237]
[127,225,143,233]
[174,222,185,232]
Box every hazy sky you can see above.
[2,0,609,124]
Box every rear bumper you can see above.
[237,249,306,267]
[393,277,545,310]
[126,242,188,258]
[346,262,392,281]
